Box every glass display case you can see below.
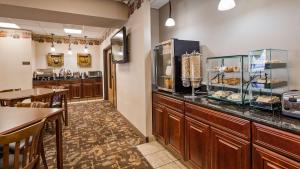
[154,39,200,93]
[249,49,288,111]
[206,55,249,104]
[155,41,173,92]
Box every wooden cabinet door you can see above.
[71,83,82,99]
[185,117,210,169]
[82,83,93,98]
[165,107,184,157]
[253,144,300,169]
[211,127,250,169]
[93,81,103,97]
[153,105,165,143]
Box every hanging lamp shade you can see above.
[50,34,56,52]
[218,0,236,11]
[165,0,175,27]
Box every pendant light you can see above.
[84,36,89,53]
[165,0,175,27]
[218,0,236,11]
[67,35,72,55]
[50,33,56,52]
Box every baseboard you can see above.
[117,111,148,143]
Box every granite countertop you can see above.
[154,90,300,135]
[33,77,102,81]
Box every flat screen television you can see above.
[111,27,128,63]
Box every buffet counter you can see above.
[153,90,300,169]
[33,77,102,100]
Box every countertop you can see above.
[154,90,300,135]
[33,77,102,81]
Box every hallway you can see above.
[42,101,152,169]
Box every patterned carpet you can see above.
[42,101,153,169]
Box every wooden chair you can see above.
[31,93,54,108]
[48,86,67,124]
[15,102,49,169]
[0,119,46,169]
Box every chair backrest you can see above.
[15,102,49,108]
[31,93,54,108]
[0,119,46,169]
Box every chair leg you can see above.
[41,141,48,169]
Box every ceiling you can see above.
[114,0,169,9]
[150,0,169,9]
[114,0,130,4]
[0,17,108,39]
[0,0,168,39]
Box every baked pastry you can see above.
[265,60,281,64]
[227,93,242,101]
[223,78,240,86]
[255,95,280,104]
[223,66,240,73]
[212,91,232,98]
[211,78,220,84]
[256,78,280,84]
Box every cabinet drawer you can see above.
[153,93,184,113]
[252,123,300,162]
[185,103,250,140]
[252,144,300,169]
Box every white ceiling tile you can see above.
[0,17,106,39]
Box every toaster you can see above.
[282,90,300,119]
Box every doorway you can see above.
[103,46,117,107]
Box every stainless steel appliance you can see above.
[154,39,200,93]
[282,90,300,118]
[88,71,102,78]
[34,68,56,80]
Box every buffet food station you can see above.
[33,69,103,100]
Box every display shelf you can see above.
[249,49,288,111]
[251,81,288,89]
[206,55,249,105]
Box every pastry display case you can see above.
[249,49,288,111]
[206,55,249,104]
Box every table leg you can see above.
[7,100,14,107]
[56,114,63,169]
[63,94,68,126]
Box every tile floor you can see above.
[137,141,188,169]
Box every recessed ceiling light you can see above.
[64,28,82,34]
[0,22,20,29]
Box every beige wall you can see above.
[159,0,300,89]
[0,29,33,90]
[34,42,101,73]
[151,8,160,85]
[100,1,152,136]
[117,1,152,136]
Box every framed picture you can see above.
[77,53,92,67]
[47,53,64,67]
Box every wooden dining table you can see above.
[0,88,69,126]
[0,107,64,169]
